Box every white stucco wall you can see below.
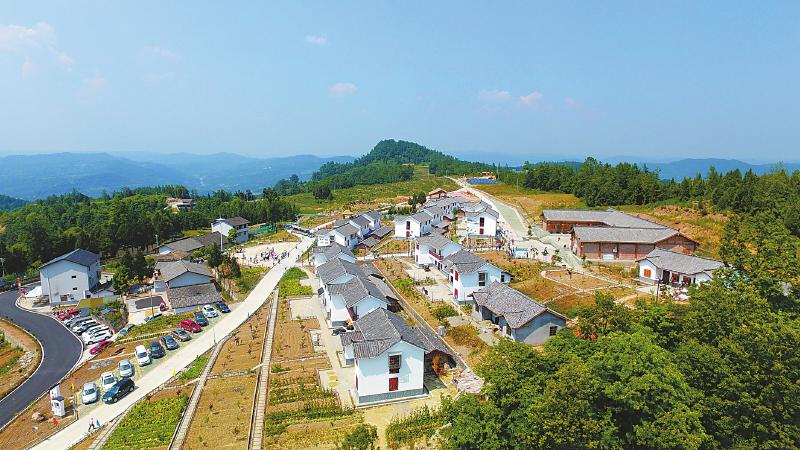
[639,260,659,282]
[167,272,211,289]
[466,214,498,237]
[395,219,422,238]
[40,260,98,304]
[355,340,425,398]
[451,263,502,304]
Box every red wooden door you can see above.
[389,377,399,391]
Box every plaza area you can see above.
[231,241,298,268]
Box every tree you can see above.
[227,228,238,245]
[314,184,333,200]
[205,244,223,268]
[112,266,132,294]
[575,291,632,338]
[335,423,377,450]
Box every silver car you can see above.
[81,382,99,404]
[118,359,134,378]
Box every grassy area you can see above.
[618,202,728,258]
[178,355,209,381]
[240,230,298,247]
[472,181,583,223]
[278,268,312,299]
[182,228,212,238]
[122,312,195,341]
[233,266,269,294]
[104,394,189,450]
[284,166,459,214]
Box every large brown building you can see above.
[542,209,699,261]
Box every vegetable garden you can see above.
[103,394,189,450]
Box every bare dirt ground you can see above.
[0,319,40,401]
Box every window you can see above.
[479,217,485,227]
[454,288,459,299]
[389,377,399,391]
[454,271,459,281]
[549,326,558,336]
[505,324,511,335]
[71,275,77,279]
[72,287,78,291]
[473,302,479,312]
[643,268,652,278]
[388,354,401,374]
[355,375,358,390]
[478,272,486,287]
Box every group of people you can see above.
[237,247,290,267]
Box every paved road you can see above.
[0,289,83,428]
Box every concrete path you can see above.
[249,289,279,450]
[31,236,313,450]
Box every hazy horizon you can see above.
[1,3,799,162]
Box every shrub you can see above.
[337,423,378,450]
[430,303,458,323]
[386,406,443,448]
[178,355,209,381]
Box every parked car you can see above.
[81,382,99,404]
[214,301,230,313]
[144,312,162,323]
[160,334,179,350]
[118,323,135,337]
[135,344,151,366]
[100,371,117,392]
[173,328,192,341]
[331,326,349,336]
[65,315,90,327]
[56,309,80,321]
[83,326,110,343]
[118,359,134,378]
[86,331,112,345]
[179,319,202,333]
[149,341,165,359]
[89,340,113,355]
[102,378,134,404]
[193,312,209,327]
[202,304,218,318]
[72,320,97,334]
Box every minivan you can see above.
[135,345,151,366]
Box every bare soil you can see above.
[184,374,257,450]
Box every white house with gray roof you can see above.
[394,210,435,238]
[464,205,499,237]
[638,248,724,286]
[414,234,463,269]
[471,282,566,345]
[330,223,361,249]
[211,217,250,243]
[442,250,510,304]
[39,249,102,305]
[316,258,392,326]
[312,242,356,268]
[154,260,213,291]
[341,308,453,404]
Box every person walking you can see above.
[87,417,96,433]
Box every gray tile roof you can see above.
[349,215,371,228]
[543,209,665,229]
[164,232,223,253]
[372,225,392,238]
[410,210,434,223]
[362,210,382,222]
[573,226,678,244]
[472,282,565,329]
[222,216,250,227]
[416,234,459,251]
[640,248,724,275]
[423,205,444,216]
[157,260,212,283]
[167,283,222,309]
[465,208,499,219]
[328,274,388,308]
[41,248,99,269]
[313,242,354,259]
[442,250,489,274]
[333,223,360,237]
[359,236,380,248]
[340,309,429,359]
[317,258,362,285]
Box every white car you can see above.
[72,320,97,333]
[100,371,117,392]
[81,382,99,404]
[202,304,218,318]
[135,345,151,366]
[118,359,134,378]
[83,327,110,343]
[86,331,112,345]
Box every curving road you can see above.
[0,289,83,428]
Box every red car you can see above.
[55,309,80,321]
[89,340,113,355]
[180,319,202,333]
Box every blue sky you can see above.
[1,2,799,163]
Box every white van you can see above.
[135,345,151,366]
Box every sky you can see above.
[1,1,799,163]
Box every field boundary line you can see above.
[249,288,279,450]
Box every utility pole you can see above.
[0,258,5,277]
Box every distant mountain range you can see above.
[0,152,354,200]
[0,149,795,201]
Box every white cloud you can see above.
[478,89,513,102]
[145,45,176,59]
[83,75,107,91]
[564,96,577,108]
[0,22,54,50]
[305,34,328,46]
[519,91,543,106]
[329,82,357,97]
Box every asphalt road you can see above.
[0,289,82,428]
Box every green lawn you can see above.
[278,267,312,299]
[284,166,459,214]
[233,266,269,293]
[103,395,189,450]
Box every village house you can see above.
[414,234,463,269]
[39,249,102,305]
[427,188,448,200]
[471,282,567,345]
[394,210,435,238]
[330,223,361,249]
[442,249,510,304]
[312,242,356,267]
[164,197,193,211]
[316,259,394,326]
[154,260,213,291]
[167,283,224,314]
[463,202,499,237]
[542,209,699,261]
[340,308,453,404]
[638,248,724,286]
[211,217,251,243]
[159,232,224,256]
[425,195,470,222]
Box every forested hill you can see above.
[0,194,27,211]
[275,139,493,195]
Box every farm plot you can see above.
[211,303,269,374]
[544,269,617,290]
[272,298,319,362]
[184,374,258,450]
[103,390,189,450]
